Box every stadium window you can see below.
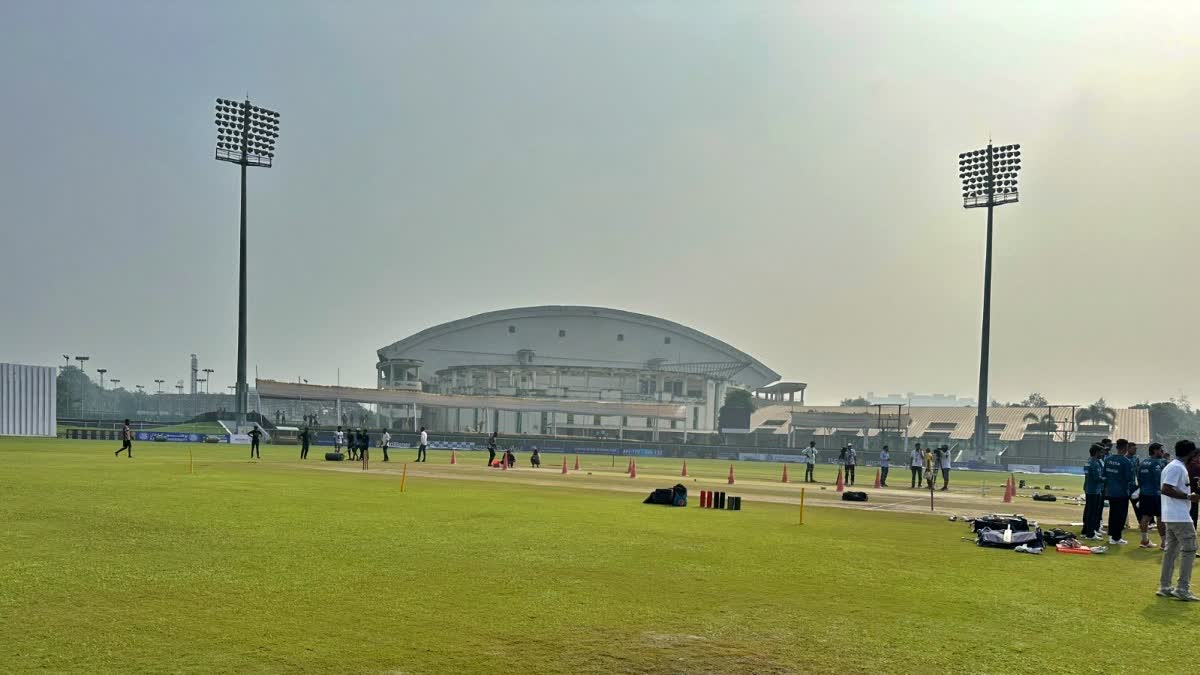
[663,337,671,344]
[566,414,574,425]
[617,334,624,341]
[508,325,516,334]
[593,415,601,426]
[559,329,566,338]
[692,407,699,429]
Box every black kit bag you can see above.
[977,527,1043,549]
[1041,528,1076,545]
[971,515,1030,533]
[1032,493,1057,502]
[841,491,869,502]
[644,488,676,506]
[671,483,688,507]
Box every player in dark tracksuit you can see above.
[1137,443,1165,548]
[487,432,498,467]
[299,428,311,460]
[1103,439,1135,544]
[1081,444,1106,539]
[248,427,262,459]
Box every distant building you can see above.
[0,363,56,437]
[742,403,1149,463]
[866,392,976,407]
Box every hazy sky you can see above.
[3,2,1199,407]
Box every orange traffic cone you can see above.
[574,455,580,471]
[728,464,736,485]
[682,461,688,477]
[836,468,845,492]
[781,464,789,483]
[450,450,457,465]
[626,458,633,474]
[873,469,881,489]
[1002,477,1013,503]
[561,457,568,474]
[630,460,637,479]
[502,456,508,471]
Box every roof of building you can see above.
[377,305,781,387]
[749,404,1151,444]
[756,382,807,395]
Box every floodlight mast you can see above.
[959,143,1021,457]
[214,98,280,430]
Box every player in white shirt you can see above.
[803,441,817,483]
[1159,440,1200,600]
[416,427,428,462]
[909,443,924,489]
[878,445,890,487]
[939,445,953,491]
[334,426,345,455]
[380,428,391,462]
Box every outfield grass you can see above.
[0,438,1187,674]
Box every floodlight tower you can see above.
[203,368,215,394]
[213,97,281,431]
[74,355,90,417]
[958,142,1023,455]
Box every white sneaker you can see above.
[1157,587,1175,598]
[1084,535,1102,541]
[1109,538,1128,545]
[1174,589,1200,602]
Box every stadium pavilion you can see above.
[372,305,792,441]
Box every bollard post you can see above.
[800,488,805,525]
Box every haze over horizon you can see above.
[3,2,1199,408]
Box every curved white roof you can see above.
[378,305,780,388]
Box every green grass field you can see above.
[0,438,1190,673]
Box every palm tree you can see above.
[1024,410,1058,456]
[1023,411,1057,434]
[1075,399,1116,431]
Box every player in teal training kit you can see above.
[1137,443,1166,548]
[1082,444,1106,539]
[1103,438,1135,545]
